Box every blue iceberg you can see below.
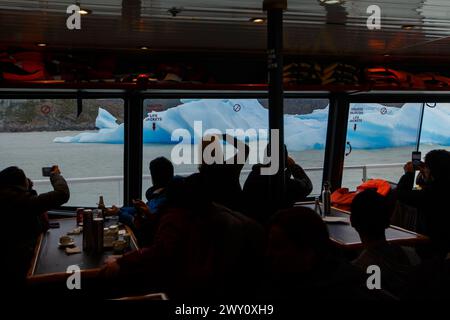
[54,99,450,151]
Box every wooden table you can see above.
[296,202,429,250]
[27,217,139,283]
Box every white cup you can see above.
[60,235,73,245]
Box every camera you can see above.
[42,167,52,177]
[412,151,422,168]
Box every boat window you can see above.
[141,98,329,198]
[0,98,125,207]
[342,103,424,190]
[419,102,450,155]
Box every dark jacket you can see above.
[243,163,313,224]
[117,202,264,299]
[397,172,450,258]
[0,173,70,288]
[262,255,386,301]
[197,163,245,212]
[197,136,250,212]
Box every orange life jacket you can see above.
[331,179,391,211]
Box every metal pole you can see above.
[322,94,350,192]
[416,103,425,152]
[124,91,143,206]
[264,0,286,208]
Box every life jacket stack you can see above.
[0,52,47,81]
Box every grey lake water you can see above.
[1,131,448,207]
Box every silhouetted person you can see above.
[243,145,312,224]
[402,252,450,300]
[351,189,419,297]
[102,174,264,299]
[145,156,175,206]
[264,207,378,300]
[0,165,69,292]
[397,149,450,259]
[109,157,175,246]
[195,133,250,212]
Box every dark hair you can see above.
[350,189,390,239]
[149,157,174,188]
[165,176,188,208]
[425,149,450,186]
[262,143,289,166]
[165,174,211,210]
[270,207,331,254]
[0,166,27,187]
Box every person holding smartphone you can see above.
[397,149,450,259]
[0,165,70,293]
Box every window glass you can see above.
[0,98,124,207]
[342,103,424,190]
[419,103,450,155]
[141,98,329,198]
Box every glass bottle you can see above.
[322,181,331,216]
[97,195,106,218]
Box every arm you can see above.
[396,161,431,208]
[116,209,186,274]
[287,160,313,199]
[26,173,70,213]
[396,172,425,208]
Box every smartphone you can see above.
[412,151,422,167]
[42,167,52,177]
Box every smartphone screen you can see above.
[42,167,52,177]
[412,151,422,167]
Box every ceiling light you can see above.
[319,0,345,5]
[36,43,47,47]
[401,25,415,30]
[76,2,92,15]
[250,18,266,24]
[139,46,149,50]
[78,8,92,15]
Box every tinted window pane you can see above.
[141,98,329,198]
[419,103,450,153]
[0,99,124,207]
[342,103,423,190]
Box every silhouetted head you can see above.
[165,173,211,211]
[351,189,390,242]
[424,149,450,187]
[268,207,331,273]
[0,166,27,188]
[262,143,288,166]
[149,157,174,188]
[199,134,224,168]
[165,176,188,208]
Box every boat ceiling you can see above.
[1,0,450,58]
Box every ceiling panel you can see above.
[0,0,449,57]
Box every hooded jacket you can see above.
[0,173,69,288]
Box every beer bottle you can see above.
[97,195,106,218]
[322,182,331,217]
